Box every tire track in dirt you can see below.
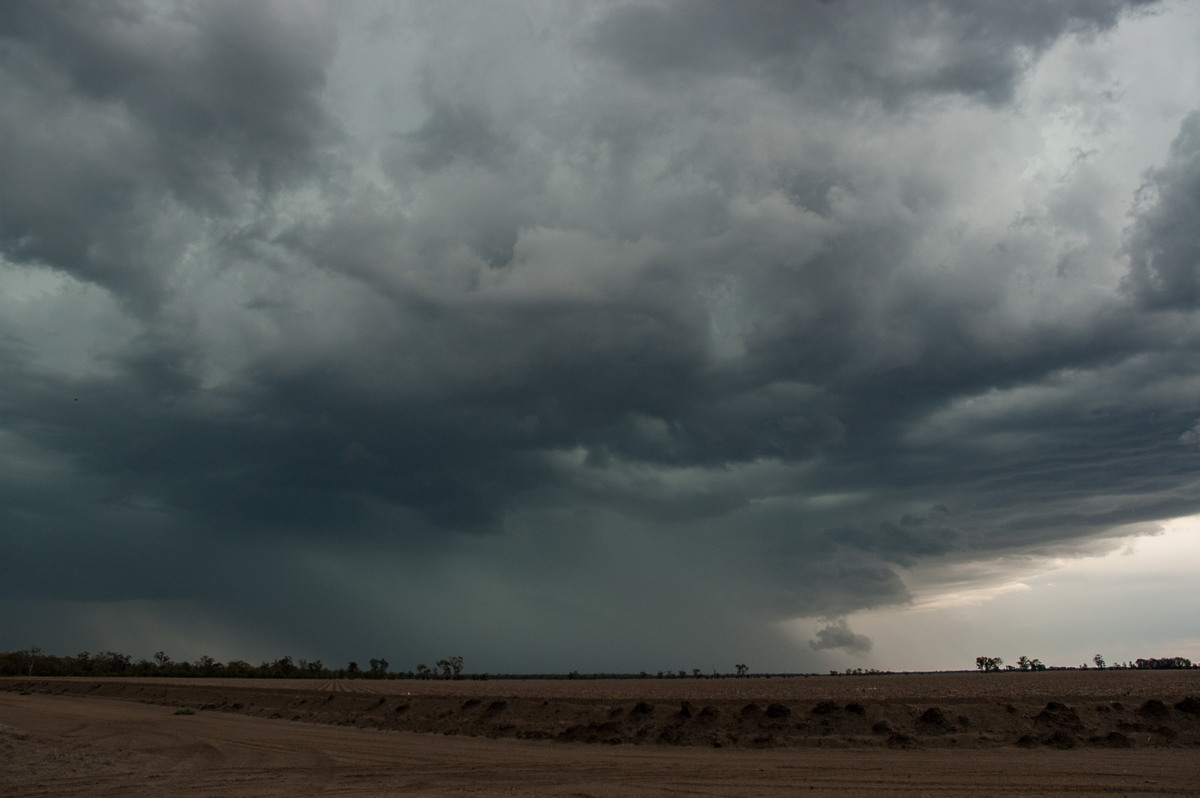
[313,680,379,693]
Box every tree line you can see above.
[1,649,761,679]
[0,649,471,680]
[975,653,1195,672]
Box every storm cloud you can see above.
[1,0,1198,673]
[810,620,874,657]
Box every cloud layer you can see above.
[2,0,1198,671]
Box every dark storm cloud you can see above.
[405,100,514,174]
[809,620,873,656]
[1125,111,1200,309]
[0,0,337,307]
[0,0,336,199]
[589,0,1155,105]
[1,0,1197,670]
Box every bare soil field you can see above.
[3,672,1199,796]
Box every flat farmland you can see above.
[21,667,1198,700]
[3,671,1199,796]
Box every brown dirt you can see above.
[3,672,1199,796]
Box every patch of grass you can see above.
[173,706,197,716]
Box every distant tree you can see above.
[347,661,360,677]
[154,651,171,669]
[975,656,1003,673]
[416,663,432,679]
[27,647,42,676]
[437,656,464,679]
[225,659,254,678]
[692,668,703,679]
[102,651,131,674]
[368,658,389,678]
[1093,654,1106,670]
[735,663,749,678]
[1135,656,1193,670]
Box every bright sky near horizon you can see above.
[803,514,1200,672]
[2,0,1200,674]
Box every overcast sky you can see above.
[2,0,1199,674]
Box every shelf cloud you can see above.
[1,0,1198,672]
